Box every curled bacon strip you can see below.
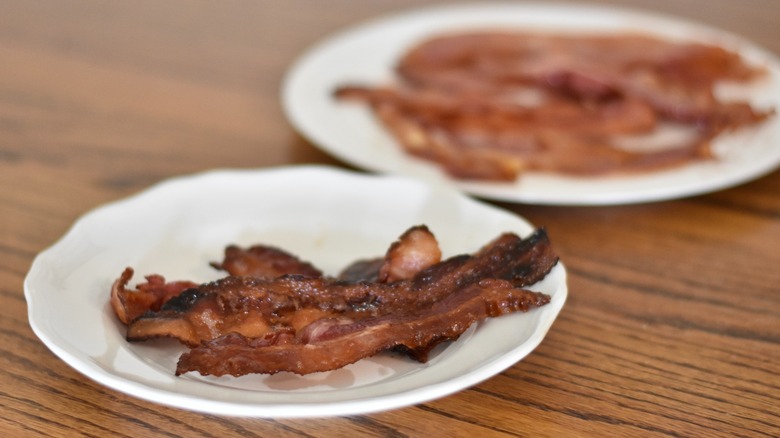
[338,225,441,283]
[110,269,197,324]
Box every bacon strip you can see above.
[338,224,442,283]
[124,228,557,347]
[359,98,713,179]
[335,32,773,180]
[175,278,550,376]
[110,268,197,324]
[335,85,658,135]
[378,224,442,282]
[112,227,558,376]
[210,225,441,283]
[210,244,323,278]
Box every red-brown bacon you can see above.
[378,224,442,282]
[210,225,441,283]
[176,278,550,376]
[124,228,557,348]
[110,269,197,324]
[336,225,443,283]
[335,32,773,180]
[394,33,762,122]
[112,226,558,376]
[210,244,322,279]
[342,92,715,179]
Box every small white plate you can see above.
[282,3,780,205]
[25,166,567,418]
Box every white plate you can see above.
[282,3,780,205]
[25,166,567,418]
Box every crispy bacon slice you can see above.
[125,276,357,346]
[110,268,197,324]
[337,225,441,283]
[124,228,557,348]
[175,278,550,376]
[210,244,322,278]
[357,98,713,179]
[338,224,441,283]
[378,224,442,282]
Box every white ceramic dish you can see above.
[282,3,780,205]
[25,166,567,418]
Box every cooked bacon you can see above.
[335,32,773,180]
[360,98,712,179]
[378,224,442,282]
[209,225,441,283]
[124,228,557,348]
[337,224,442,283]
[337,258,384,282]
[110,268,198,324]
[335,85,658,135]
[112,226,558,376]
[210,244,322,278]
[125,276,355,346]
[175,278,550,376]
[395,33,762,117]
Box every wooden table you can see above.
[2,1,778,436]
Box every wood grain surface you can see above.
[1,1,778,436]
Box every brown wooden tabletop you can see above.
[2,1,779,436]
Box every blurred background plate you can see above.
[282,2,780,205]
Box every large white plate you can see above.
[25,166,567,418]
[282,3,780,205]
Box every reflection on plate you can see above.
[282,3,780,205]
[25,166,567,418]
